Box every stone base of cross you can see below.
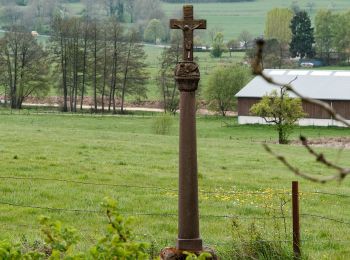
[160,247,217,260]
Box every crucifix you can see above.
[169,5,207,254]
[170,6,206,62]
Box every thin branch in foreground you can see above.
[263,143,341,183]
[299,136,350,179]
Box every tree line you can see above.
[259,8,350,68]
[0,16,148,112]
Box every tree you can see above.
[158,31,182,114]
[99,0,125,21]
[0,26,49,109]
[332,12,350,64]
[290,1,300,14]
[306,2,315,14]
[124,0,136,23]
[226,38,240,57]
[120,29,148,113]
[143,19,165,44]
[238,30,253,50]
[315,9,334,65]
[290,11,314,59]
[89,18,102,112]
[106,18,124,113]
[208,26,223,44]
[205,65,250,116]
[82,0,100,18]
[211,32,226,58]
[15,0,28,6]
[50,15,70,112]
[250,88,305,144]
[265,8,293,45]
[133,0,164,25]
[262,38,284,68]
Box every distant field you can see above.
[0,112,350,258]
[1,1,350,43]
[163,0,350,41]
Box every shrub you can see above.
[250,89,306,144]
[152,114,174,135]
[210,32,227,58]
[0,198,150,259]
[230,221,293,260]
[205,65,251,116]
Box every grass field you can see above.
[19,0,349,42]
[59,1,350,42]
[0,112,350,258]
[163,0,350,41]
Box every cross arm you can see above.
[170,19,207,30]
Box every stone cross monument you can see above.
[171,5,206,252]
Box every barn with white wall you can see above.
[235,69,350,127]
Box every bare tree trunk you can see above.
[110,45,118,114]
[61,37,68,112]
[73,35,79,113]
[121,41,131,114]
[80,25,88,111]
[93,24,98,112]
[11,44,18,109]
[102,38,107,113]
[5,48,13,108]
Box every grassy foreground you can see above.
[0,112,350,259]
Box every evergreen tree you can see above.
[290,11,314,59]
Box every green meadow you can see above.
[163,0,350,40]
[0,112,350,258]
[12,0,348,42]
[57,1,350,41]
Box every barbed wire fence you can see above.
[1,175,350,256]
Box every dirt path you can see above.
[290,137,350,149]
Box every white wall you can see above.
[238,116,350,127]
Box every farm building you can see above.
[235,69,350,127]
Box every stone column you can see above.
[176,62,202,251]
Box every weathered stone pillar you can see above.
[176,62,202,251]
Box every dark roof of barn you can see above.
[235,69,350,101]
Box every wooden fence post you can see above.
[292,181,301,259]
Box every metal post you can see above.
[292,181,301,259]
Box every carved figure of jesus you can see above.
[170,6,206,61]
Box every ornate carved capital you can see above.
[175,61,200,92]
